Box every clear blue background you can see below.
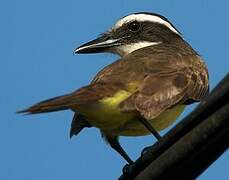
[1,0,229,179]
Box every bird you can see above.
[18,12,209,164]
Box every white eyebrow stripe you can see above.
[114,14,180,35]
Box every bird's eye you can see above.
[128,21,140,32]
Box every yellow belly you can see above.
[75,90,185,136]
[116,105,185,136]
[76,90,133,129]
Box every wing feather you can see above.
[120,67,208,120]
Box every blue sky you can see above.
[1,0,229,179]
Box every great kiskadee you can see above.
[18,12,209,164]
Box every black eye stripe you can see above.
[128,21,140,32]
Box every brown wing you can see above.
[120,66,208,120]
[90,45,209,120]
[115,44,209,120]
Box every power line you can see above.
[119,73,229,180]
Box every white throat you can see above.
[114,41,161,57]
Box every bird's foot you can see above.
[141,145,153,156]
[122,162,135,176]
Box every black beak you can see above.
[74,34,121,54]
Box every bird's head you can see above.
[74,12,182,57]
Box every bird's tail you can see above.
[17,94,73,114]
[17,82,122,115]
